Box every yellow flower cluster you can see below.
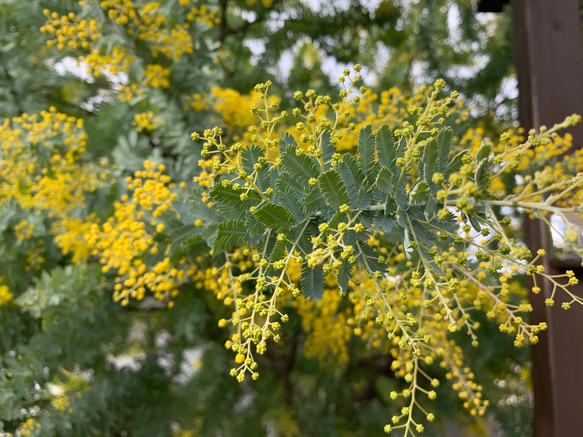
[202,87,282,143]
[99,0,200,61]
[119,83,142,102]
[19,418,40,436]
[86,161,192,306]
[194,72,583,435]
[99,0,137,26]
[143,64,171,88]
[41,10,102,50]
[245,0,275,7]
[185,93,210,112]
[79,46,135,79]
[53,217,96,263]
[0,285,14,307]
[295,287,352,363]
[0,109,107,261]
[14,220,35,241]
[25,242,46,273]
[51,392,71,412]
[133,111,163,132]
[192,157,221,189]
[137,3,192,60]
[185,4,221,27]
[212,87,268,129]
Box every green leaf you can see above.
[325,214,345,236]
[358,124,375,176]
[476,143,491,163]
[241,145,272,191]
[409,181,429,206]
[469,215,482,232]
[395,206,408,229]
[475,158,490,189]
[342,153,365,184]
[302,190,327,215]
[186,192,219,224]
[213,220,250,253]
[167,223,198,257]
[434,212,458,234]
[357,241,385,274]
[375,124,396,169]
[395,136,407,163]
[282,145,320,182]
[410,218,436,249]
[17,265,96,318]
[403,230,413,259]
[297,222,318,256]
[301,264,324,301]
[436,127,453,174]
[320,130,334,165]
[422,137,438,184]
[277,186,305,222]
[424,196,438,221]
[252,203,296,232]
[395,181,409,211]
[318,169,350,210]
[340,153,369,208]
[375,215,395,233]
[357,188,374,209]
[279,132,297,156]
[375,166,394,195]
[269,239,289,263]
[445,150,468,178]
[241,144,264,175]
[336,260,352,295]
[335,160,359,207]
[179,235,208,260]
[276,171,307,197]
[210,184,261,214]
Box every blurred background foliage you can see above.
[0,0,530,436]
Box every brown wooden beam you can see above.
[511,0,583,435]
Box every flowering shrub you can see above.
[182,70,583,434]
[2,1,582,436]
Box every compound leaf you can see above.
[252,204,296,232]
[318,169,349,210]
[301,264,324,301]
[376,124,396,169]
[358,124,375,176]
[437,127,453,174]
[214,220,250,253]
[320,130,334,166]
[241,144,264,175]
[282,145,320,182]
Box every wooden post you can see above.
[511,0,583,436]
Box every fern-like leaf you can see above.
[335,160,359,207]
[445,150,468,178]
[213,220,251,253]
[302,190,327,216]
[376,124,396,169]
[422,137,438,185]
[279,132,297,156]
[301,264,324,301]
[436,127,453,174]
[336,260,352,295]
[241,144,264,175]
[252,203,296,232]
[318,169,350,210]
[320,130,334,166]
[358,124,375,176]
[282,145,320,182]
